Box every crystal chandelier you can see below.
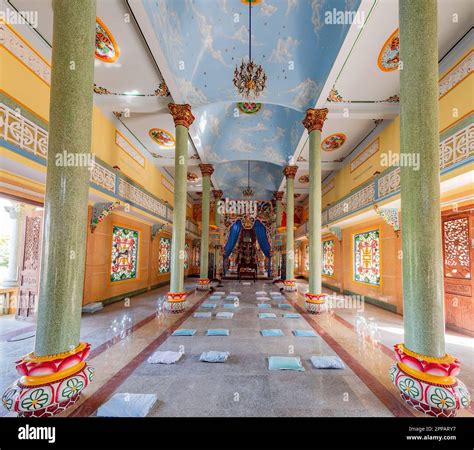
[233,1,267,99]
[242,160,255,198]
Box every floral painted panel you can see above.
[443,216,471,279]
[322,239,335,276]
[159,237,172,273]
[110,226,138,282]
[354,230,380,286]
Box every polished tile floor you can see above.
[0,279,472,417]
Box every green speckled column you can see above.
[308,129,322,294]
[275,191,283,228]
[400,0,445,357]
[169,125,189,293]
[273,191,284,278]
[34,0,96,356]
[199,165,214,280]
[303,108,328,294]
[283,166,298,281]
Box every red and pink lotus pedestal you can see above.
[304,293,326,314]
[197,278,211,290]
[390,343,471,417]
[1,342,94,417]
[164,292,187,313]
[283,279,297,292]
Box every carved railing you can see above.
[321,122,473,226]
[0,102,174,223]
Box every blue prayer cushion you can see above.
[206,329,229,336]
[259,313,277,319]
[194,312,212,318]
[293,330,318,337]
[284,313,301,319]
[260,329,284,337]
[172,329,197,336]
[268,356,305,371]
[223,303,237,308]
[311,356,345,369]
[258,303,271,309]
[200,351,230,363]
[278,303,292,309]
[216,312,234,319]
[202,303,217,309]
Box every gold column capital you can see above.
[302,108,328,133]
[168,103,195,128]
[199,164,215,177]
[283,165,298,179]
[213,190,224,200]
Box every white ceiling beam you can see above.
[326,102,399,119]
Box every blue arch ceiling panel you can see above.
[144,0,360,199]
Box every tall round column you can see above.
[213,190,223,279]
[283,166,298,291]
[165,104,195,312]
[273,191,284,279]
[197,164,214,289]
[3,204,27,287]
[1,0,97,417]
[302,108,328,313]
[390,0,470,417]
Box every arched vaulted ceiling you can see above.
[139,0,360,199]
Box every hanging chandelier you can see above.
[242,160,255,198]
[233,1,267,99]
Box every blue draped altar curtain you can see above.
[223,219,242,276]
[254,220,271,277]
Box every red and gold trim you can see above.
[164,292,188,313]
[390,343,471,417]
[304,293,326,314]
[283,279,297,292]
[197,279,211,291]
[2,342,94,417]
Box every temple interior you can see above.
[0,0,473,423]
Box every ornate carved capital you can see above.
[168,103,195,129]
[283,165,298,179]
[302,108,328,133]
[213,189,224,200]
[274,191,284,201]
[199,164,214,177]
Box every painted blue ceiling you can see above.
[214,160,283,201]
[143,0,360,198]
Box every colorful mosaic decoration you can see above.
[322,240,335,276]
[95,18,119,63]
[2,342,94,417]
[149,128,175,148]
[298,174,309,184]
[378,29,400,72]
[353,229,380,286]
[304,245,309,272]
[237,102,262,114]
[184,242,190,270]
[159,237,172,273]
[321,133,346,151]
[110,226,139,282]
[390,343,471,417]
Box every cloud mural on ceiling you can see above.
[143,0,360,197]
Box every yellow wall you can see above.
[1,30,179,209]
[322,49,472,209]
